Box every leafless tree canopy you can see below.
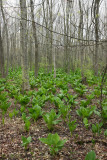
[0,0,107,82]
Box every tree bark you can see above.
[20,0,30,90]
[1,0,9,76]
[0,13,5,77]
[78,0,84,77]
[30,0,39,77]
[93,0,100,75]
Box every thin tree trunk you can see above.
[30,0,39,77]
[49,0,53,72]
[78,0,84,77]
[20,0,30,90]
[93,0,100,75]
[1,0,9,76]
[53,47,56,78]
[0,14,5,77]
[29,34,33,71]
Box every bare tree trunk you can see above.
[1,0,9,76]
[14,20,17,69]
[20,0,30,90]
[93,0,100,75]
[30,0,39,77]
[78,0,84,77]
[49,0,53,72]
[66,1,69,72]
[0,13,5,77]
[10,34,14,69]
[63,0,71,73]
[28,34,33,71]
[53,46,56,78]
[42,0,50,73]
[63,2,67,71]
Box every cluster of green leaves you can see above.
[80,93,94,107]
[30,76,40,88]
[21,136,32,150]
[17,94,30,105]
[28,105,42,121]
[9,109,19,119]
[93,100,107,124]
[94,87,101,97]
[0,91,8,101]
[76,105,96,119]
[75,84,87,96]
[83,118,90,129]
[0,91,11,124]
[59,105,70,121]
[6,84,20,98]
[104,130,107,137]
[40,133,67,155]
[56,80,68,90]
[101,100,107,123]
[57,89,68,100]
[22,113,31,132]
[43,109,61,130]
[67,94,77,106]
[32,94,49,107]
[85,150,98,160]
[0,68,106,158]
[51,96,63,107]
[71,76,87,96]
[68,119,77,136]
[44,81,56,94]
[92,122,103,135]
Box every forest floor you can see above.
[0,70,107,160]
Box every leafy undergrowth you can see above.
[0,68,107,160]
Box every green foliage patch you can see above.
[40,133,67,155]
